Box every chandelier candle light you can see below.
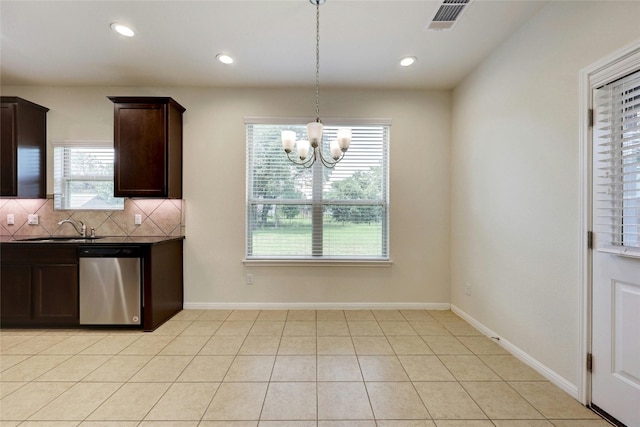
[281,0,352,168]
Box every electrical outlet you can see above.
[246,274,254,285]
[134,214,142,225]
[6,214,14,225]
[465,283,471,296]
[28,214,39,225]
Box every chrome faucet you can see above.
[58,219,86,237]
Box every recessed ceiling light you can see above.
[216,54,234,65]
[110,23,135,37]
[400,56,417,67]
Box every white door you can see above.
[591,69,640,427]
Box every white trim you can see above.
[596,246,640,259]
[451,305,579,399]
[588,47,640,89]
[578,58,593,407]
[50,140,112,147]
[242,259,393,267]
[244,117,392,126]
[578,39,640,406]
[183,302,450,311]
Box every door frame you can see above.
[578,39,640,406]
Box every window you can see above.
[53,141,124,210]
[594,70,640,252]
[246,119,390,261]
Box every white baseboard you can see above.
[183,302,451,311]
[451,304,579,400]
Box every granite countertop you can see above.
[1,235,184,245]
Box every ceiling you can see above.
[0,0,546,90]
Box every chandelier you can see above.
[281,0,352,169]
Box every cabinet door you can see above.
[114,103,167,197]
[32,264,78,325]
[15,99,47,198]
[0,102,17,196]
[0,98,48,198]
[0,264,32,323]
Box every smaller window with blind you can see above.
[53,141,124,210]
[246,119,390,261]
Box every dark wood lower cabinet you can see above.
[33,264,78,324]
[0,245,79,327]
[1,239,183,330]
[143,239,184,331]
[0,264,32,323]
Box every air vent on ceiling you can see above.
[427,0,470,31]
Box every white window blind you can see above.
[53,141,124,210]
[246,120,390,260]
[594,70,640,256]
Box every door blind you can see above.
[593,70,640,255]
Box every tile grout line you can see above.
[197,308,255,423]
[71,334,146,425]
[255,309,284,422]
[83,326,183,424]
[138,329,201,423]
[399,309,437,422]
[424,313,495,424]
[316,312,320,425]
[0,309,613,425]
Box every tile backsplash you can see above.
[0,197,184,237]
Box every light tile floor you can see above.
[0,309,611,426]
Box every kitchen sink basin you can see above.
[16,236,104,243]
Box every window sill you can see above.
[242,259,393,267]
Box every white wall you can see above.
[1,86,452,307]
[451,1,640,387]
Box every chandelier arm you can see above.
[286,150,316,169]
[316,146,344,169]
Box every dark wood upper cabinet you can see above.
[0,97,49,198]
[109,96,185,198]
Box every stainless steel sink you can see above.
[16,236,104,243]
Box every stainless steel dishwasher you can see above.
[78,246,142,325]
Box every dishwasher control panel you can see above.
[79,246,142,258]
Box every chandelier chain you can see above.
[315,0,320,123]
[280,0,351,170]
